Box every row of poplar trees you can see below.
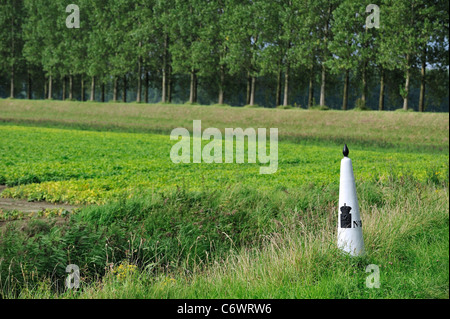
[0,0,448,111]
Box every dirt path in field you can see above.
[0,185,80,213]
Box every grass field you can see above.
[0,99,448,299]
[1,99,448,151]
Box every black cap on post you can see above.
[343,144,349,157]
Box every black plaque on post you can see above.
[340,203,352,228]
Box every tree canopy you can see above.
[0,0,448,111]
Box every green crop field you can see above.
[0,125,447,206]
[0,99,448,299]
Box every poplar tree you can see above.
[153,0,175,103]
[382,0,424,110]
[329,0,376,110]
[308,0,339,107]
[290,0,321,108]
[170,0,201,104]
[23,0,63,100]
[0,0,24,98]
[327,0,360,110]
[415,0,449,112]
[225,0,265,106]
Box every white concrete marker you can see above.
[337,144,365,256]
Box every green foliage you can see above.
[0,1,24,76]
[327,0,363,73]
[0,0,448,108]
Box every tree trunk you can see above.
[162,34,168,103]
[361,62,367,104]
[218,65,225,105]
[308,66,314,108]
[44,75,48,100]
[320,5,331,107]
[418,49,426,112]
[189,71,195,103]
[379,68,385,111]
[90,76,95,101]
[101,82,105,102]
[319,62,326,106]
[69,75,73,100]
[276,69,282,107]
[81,75,85,102]
[137,40,142,103]
[48,74,53,100]
[10,64,14,98]
[113,77,118,102]
[167,65,173,103]
[122,75,127,103]
[136,69,142,103]
[403,54,410,111]
[193,72,198,103]
[144,71,149,103]
[162,67,167,103]
[27,70,32,100]
[361,26,368,104]
[403,2,415,111]
[189,70,197,103]
[342,69,349,110]
[10,14,15,99]
[283,63,290,107]
[62,76,66,100]
[249,76,256,106]
[246,71,251,105]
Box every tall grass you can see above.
[2,175,448,299]
[1,99,448,152]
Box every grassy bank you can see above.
[1,179,448,299]
[1,99,448,152]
